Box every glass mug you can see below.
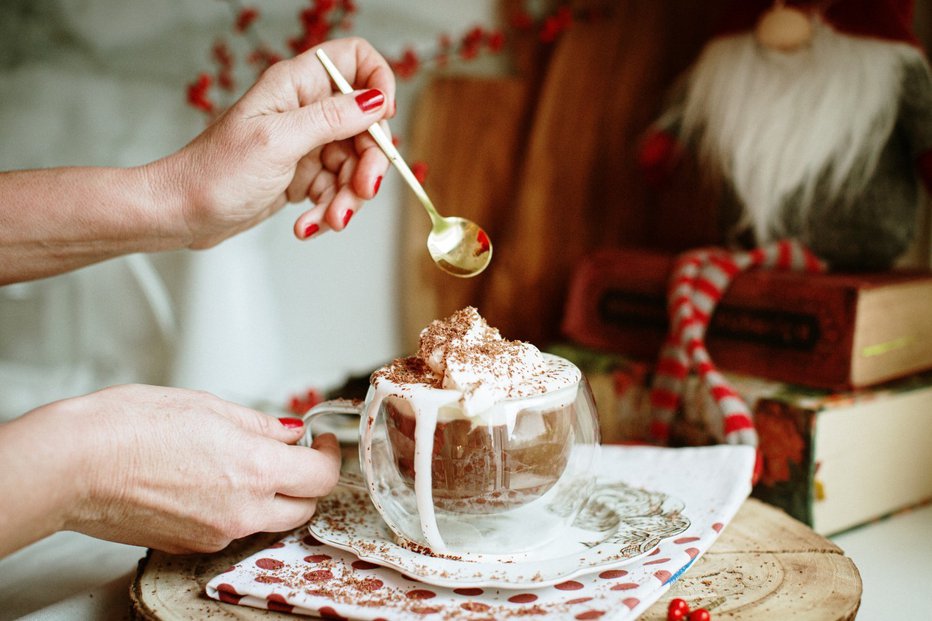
[302,354,601,557]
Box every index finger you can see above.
[273,432,342,498]
[293,37,396,113]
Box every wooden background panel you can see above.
[403,1,732,347]
[401,0,932,348]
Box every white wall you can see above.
[0,0,500,418]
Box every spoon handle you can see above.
[315,49,442,223]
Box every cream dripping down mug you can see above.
[303,342,600,557]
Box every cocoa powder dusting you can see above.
[416,308,489,354]
[372,356,441,387]
[372,307,577,403]
[298,490,596,619]
[418,307,529,386]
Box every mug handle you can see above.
[300,398,366,491]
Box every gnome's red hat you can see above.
[716,0,922,49]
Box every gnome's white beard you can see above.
[680,21,920,242]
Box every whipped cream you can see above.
[365,307,583,553]
[374,307,578,418]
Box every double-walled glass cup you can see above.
[304,354,601,557]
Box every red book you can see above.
[562,247,932,391]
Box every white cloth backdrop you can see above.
[0,0,499,421]
[0,3,499,616]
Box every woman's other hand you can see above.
[0,385,340,556]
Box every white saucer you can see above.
[308,480,689,589]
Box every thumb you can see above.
[281,89,386,155]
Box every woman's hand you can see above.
[0,37,395,284]
[0,384,340,556]
[156,36,396,248]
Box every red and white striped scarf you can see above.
[649,240,826,446]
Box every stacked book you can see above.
[554,246,932,535]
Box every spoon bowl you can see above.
[316,49,492,277]
[427,216,492,277]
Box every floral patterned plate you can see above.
[308,480,689,589]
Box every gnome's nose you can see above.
[755,2,815,52]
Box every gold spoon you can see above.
[316,49,493,278]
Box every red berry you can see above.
[411,161,429,184]
[315,0,336,14]
[218,70,235,92]
[305,389,322,406]
[667,598,690,621]
[688,609,711,621]
[235,7,259,33]
[488,29,506,52]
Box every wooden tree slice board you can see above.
[130,498,861,620]
[131,532,284,620]
[639,498,862,620]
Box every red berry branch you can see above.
[186,0,608,120]
[185,1,611,187]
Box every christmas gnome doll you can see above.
[637,0,932,450]
[640,0,932,270]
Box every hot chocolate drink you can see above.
[302,307,599,555]
[371,307,581,515]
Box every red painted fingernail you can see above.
[373,176,383,195]
[304,223,319,238]
[279,417,304,429]
[355,89,385,113]
[342,209,354,227]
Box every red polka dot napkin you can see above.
[206,445,755,620]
